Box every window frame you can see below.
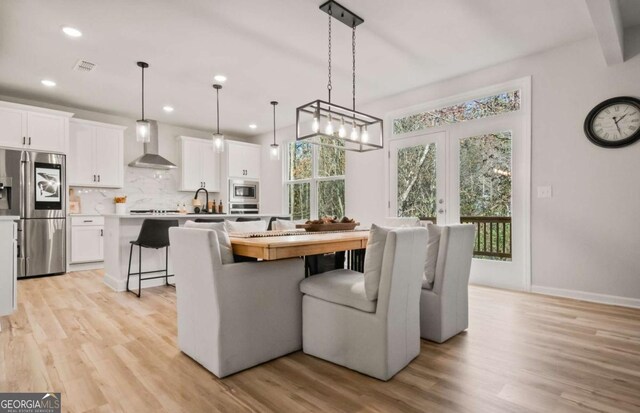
[283,140,346,220]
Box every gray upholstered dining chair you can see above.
[299,226,428,381]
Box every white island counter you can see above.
[0,216,19,321]
[102,213,282,291]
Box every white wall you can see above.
[255,35,640,303]
[0,94,248,213]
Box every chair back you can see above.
[268,216,291,230]
[383,217,420,227]
[235,217,261,222]
[375,227,428,370]
[169,227,223,369]
[135,219,178,248]
[432,224,475,295]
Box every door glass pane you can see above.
[288,182,310,220]
[396,143,437,221]
[459,131,512,261]
[318,137,345,177]
[288,142,312,180]
[318,179,345,218]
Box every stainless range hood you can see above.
[128,120,177,170]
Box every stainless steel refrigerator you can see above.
[0,149,66,278]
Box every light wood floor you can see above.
[1,271,639,413]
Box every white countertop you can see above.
[102,213,284,219]
[0,216,19,221]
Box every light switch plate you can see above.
[537,186,552,198]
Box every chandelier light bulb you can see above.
[325,117,334,135]
[350,122,359,141]
[338,117,347,138]
[312,116,320,133]
[361,125,369,142]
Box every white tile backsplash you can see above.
[71,167,220,214]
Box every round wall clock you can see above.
[584,96,640,148]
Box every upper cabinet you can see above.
[178,136,221,192]
[0,101,72,153]
[226,140,261,180]
[69,119,125,188]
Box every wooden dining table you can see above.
[229,230,369,261]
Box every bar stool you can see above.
[267,216,290,230]
[194,218,224,223]
[127,219,179,297]
[235,217,261,222]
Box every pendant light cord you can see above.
[272,102,277,145]
[141,65,145,120]
[327,7,332,104]
[352,24,356,111]
[216,87,220,134]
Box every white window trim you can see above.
[283,140,346,220]
[384,77,532,292]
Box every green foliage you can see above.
[393,90,520,135]
[397,143,437,218]
[287,139,345,220]
[459,132,512,217]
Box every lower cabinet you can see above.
[70,216,104,263]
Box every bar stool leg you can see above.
[126,244,133,294]
[137,245,142,298]
[165,247,174,287]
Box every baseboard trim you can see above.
[530,285,640,309]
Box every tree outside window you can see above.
[285,139,345,220]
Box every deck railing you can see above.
[418,216,512,260]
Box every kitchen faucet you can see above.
[193,187,209,213]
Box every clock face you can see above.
[585,97,640,148]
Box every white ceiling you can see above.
[0,0,595,137]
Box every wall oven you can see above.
[229,203,260,214]
[229,179,259,203]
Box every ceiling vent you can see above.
[73,59,96,72]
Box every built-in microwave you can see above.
[229,179,259,203]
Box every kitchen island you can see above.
[102,213,281,291]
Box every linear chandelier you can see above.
[296,0,383,152]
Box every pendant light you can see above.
[295,0,383,152]
[212,84,225,153]
[270,101,280,161]
[136,61,150,143]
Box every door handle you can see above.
[93,175,96,182]
[438,209,445,214]
[28,137,31,145]
[100,229,103,236]
[22,136,25,145]
[97,175,100,182]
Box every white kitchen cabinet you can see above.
[70,216,104,263]
[0,101,72,153]
[178,136,220,192]
[226,140,261,179]
[0,106,27,149]
[0,219,18,318]
[69,119,125,188]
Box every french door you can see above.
[389,115,529,291]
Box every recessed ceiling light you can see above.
[62,26,82,37]
[163,106,174,113]
[214,74,227,83]
[249,124,257,129]
[41,79,56,87]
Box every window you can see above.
[393,90,520,135]
[285,139,345,220]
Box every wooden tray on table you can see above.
[296,222,359,232]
